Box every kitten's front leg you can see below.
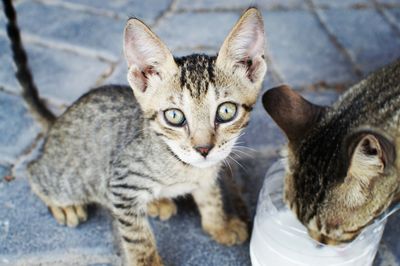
[113,206,163,266]
[192,182,248,246]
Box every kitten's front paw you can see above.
[147,198,177,221]
[205,217,248,246]
[145,251,163,266]
[133,250,163,266]
[49,205,87,227]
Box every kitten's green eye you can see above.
[216,102,237,123]
[164,109,186,127]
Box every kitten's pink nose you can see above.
[195,145,214,157]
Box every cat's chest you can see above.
[157,182,199,198]
[154,167,218,198]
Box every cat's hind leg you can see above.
[27,162,89,227]
[147,198,177,221]
[29,179,88,227]
[49,205,88,227]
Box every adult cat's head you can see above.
[262,85,398,245]
[123,8,266,168]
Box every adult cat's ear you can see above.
[124,18,178,93]
[262,85,326,144]
[216,8,267,85]
[345,130,396,179]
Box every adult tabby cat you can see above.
[263,60,400,245]
[3,1,267,265]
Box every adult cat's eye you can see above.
[216,102,237,123]
[164,109,186,127]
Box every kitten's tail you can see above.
[2,0,56,130]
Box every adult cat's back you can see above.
[303,60,400,175]
[330,60,400,133]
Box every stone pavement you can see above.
[1,0,400,265]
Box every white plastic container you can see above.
[250,160,386,266]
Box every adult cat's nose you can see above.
[195,144,214,157]
[308,229,347,246]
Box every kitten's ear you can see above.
[345,130,396,179]
[216,8,267,85]
[262,85,326,143]
[124,18,178,93]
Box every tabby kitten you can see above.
[262,60,400,245]
[4,1,267,264]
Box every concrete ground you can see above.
[0,0,400,265]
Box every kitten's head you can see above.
[263,85,398,245]
[123,8,267,168]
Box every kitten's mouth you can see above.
[190,158,221,168]
[169,146,221,168]
[166,141,228,168]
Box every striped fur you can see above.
[263,60,400,245]
[17,8,267,265]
